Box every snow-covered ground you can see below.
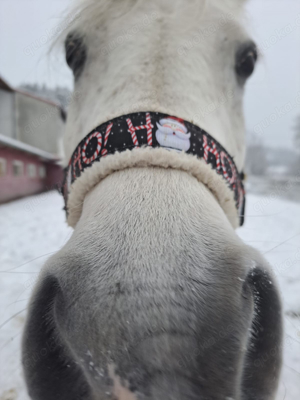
[0,185,299,399]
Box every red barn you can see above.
[0,76,65,203]
[0,134,63,203]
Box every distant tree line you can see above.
[245,129,299,177]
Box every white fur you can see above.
[63,0,251,228]
[22,4,283,398]
[64,0,250,168]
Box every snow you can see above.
[237,192,300,399]
[0,186,299,399]
[0,192,72,400]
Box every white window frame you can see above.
[39,165,46,178]
[12,160,24,177]
[27,163,37,178]
[0,157,6,177]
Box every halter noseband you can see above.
[61,112,245,226]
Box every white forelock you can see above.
[68,0,248,31]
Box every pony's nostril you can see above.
[241,278,252,300]
[22,274,92,400]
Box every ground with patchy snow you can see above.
[0,180,299,400]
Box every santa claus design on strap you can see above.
[156,116,191,152]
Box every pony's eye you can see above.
[65,32,87,79]
[235,43,258,81]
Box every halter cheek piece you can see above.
[61,112,246,226]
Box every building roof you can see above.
[0,77,14,92]
[0,76,66,114]
[0,133,60,162]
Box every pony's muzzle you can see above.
[22,250,282,400]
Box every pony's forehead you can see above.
[67,0,247,35]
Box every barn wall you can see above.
[0,147,46,203]
[15,93,64,156]
[46,163,64,190]
[0,89,15,138]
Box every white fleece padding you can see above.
[66,147,239,229]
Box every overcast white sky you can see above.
[0,0,300,149]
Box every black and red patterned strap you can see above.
[61,112,246,225]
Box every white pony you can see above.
[22,1,283,399]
